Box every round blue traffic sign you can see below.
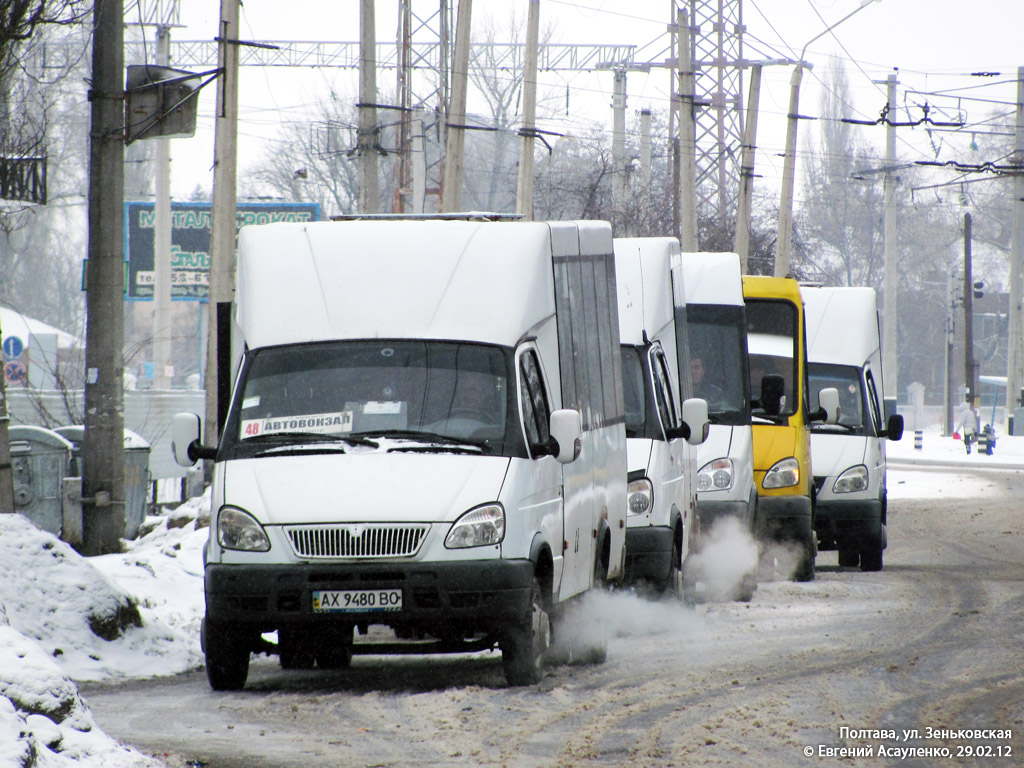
[3,335,24,360]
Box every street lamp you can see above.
[774,0,882,278]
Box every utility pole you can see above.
[611,68,627,233]
[776,0,881,278]
[0,316,12,514]
[441,0,471,213]
[204,0,240,462]
[963,212,978,407]
[1006,66,1024,429]
[639,108,652,196]
[882,73,898,407]
[153,24,173,391]
[677,8,698,253]
[515,0,540,221]
[775,60,802,277]
[358,0,379,214]
[82,0,126,554]
[394,0,412,213]
[734,63,761,272]
[944,267,955,435]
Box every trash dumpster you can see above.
[53,426,152,540]
[8,425,74,536]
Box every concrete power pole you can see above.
[204,0,240,459]
[882,73,899,407]
[358,0,379,214]
[734,63,761,273]
[774,61,803,278]
[153,25,173,391]
[639,108,652,195]
[963,212,979,408]
[441,0,472,213]
[0,316,12,513]
[515,0,540,221]
[1005,66,1024,429]
[677,8,698,252]
[82,0,126,554]
[611,68,627,233]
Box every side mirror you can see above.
[549,408,583,464]
[172,412,216,466]
[885,413,904,441]
[681,397,709,446]
[811,387,841,424]
[757,373,786,416]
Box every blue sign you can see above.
[123,201,321,302]
[3,335,24,360]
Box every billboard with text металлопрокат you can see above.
[123,201,320,301]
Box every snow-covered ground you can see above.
[0,423,1020,767]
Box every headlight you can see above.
[627,477,653,515]
[217,506,270,552]
[763,457,800,489]
[697,458,734,492]
[833,465,869,494]
[445,504,505,549]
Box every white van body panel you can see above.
[676,253,756,530]
[236,221,556,350]
[802,285,886,506]
[802,285,893,568]
[614,237,693,585]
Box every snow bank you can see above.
[0,493,211,767]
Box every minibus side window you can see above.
[519,350,551,450]
[651,348,678,432]
[865,371,882,435]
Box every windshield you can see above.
[223,340,516,457]
[685,304,750,425]
[809,363,872,435]
[745,299,799,419]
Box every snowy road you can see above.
[81,462,1024,768]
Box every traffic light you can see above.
[973,280,984,299]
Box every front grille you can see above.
[285,523,429,559]
[813,476,827,494]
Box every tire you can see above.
[203,617,251,691]
[838,547,860,568]
[501,578,550,686]
[654,525,685,601]
[315,626,354,670]
[793,535,816,582]
[735,571,757,603]
[860,538,884,572]
[278,625,316,670]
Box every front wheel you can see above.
[501,578,550,686]
[653,525,685,601]
[203,617,251,691]
[860,535,884,571]
[793,535,816,582]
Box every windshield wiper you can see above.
[811,422,856,433]
[242,431,380,449]
[351,429,489,452]
[751,412,786,425]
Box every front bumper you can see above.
[756,494,812,541]
[814,498,883,544]
[205,559,535,631]
[695,499,756,532]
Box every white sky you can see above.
[157,0,1024,203]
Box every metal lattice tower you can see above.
[689,0,744,220]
